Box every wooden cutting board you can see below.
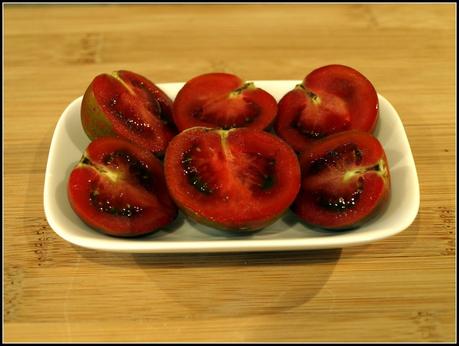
[4,3,455,342]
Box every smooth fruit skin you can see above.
[292,130,390,230]
[164,127,301,231]
[81,70,176,156]
[172,73,278,132]
[274,64,379,152]
[68,137,178,237]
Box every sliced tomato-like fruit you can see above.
[292,131,390,229]
[274,65,379,152]
[164,127,301,231]
[68,137,178,237]
[172,73,278,131]
[81,70,177,156]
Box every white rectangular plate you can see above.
[44,81,420,253]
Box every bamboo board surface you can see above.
[4,4,456,342]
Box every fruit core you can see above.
[78,150,154,218]
[291,83,351,139]
[306,143,387,212]
[180,130,277,196]
[191,83,261,129]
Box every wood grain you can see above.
[4,4,455,342]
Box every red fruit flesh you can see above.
[274,65,379,152]
[81,70,176,155]
[164,127,301,231]
[173,73,278,131]
[68,137,177,237]
[292,131,390,229]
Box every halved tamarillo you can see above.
[292,130,390,229]
[68,137,178,237]
[81,70,177,156]
[274,64,379,152]
[164,127,301,231]
[172,73,278,131]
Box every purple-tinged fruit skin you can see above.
[80,70,176,155]
[81,78,115,140]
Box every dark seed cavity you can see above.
[308,143,361,175]
[259,157,276,190]
[114,110,151,134]
[300,129,324,139]
[108,95,154,134]
[102,151,154,191]
[244,116,254,124]
[191,106,204,120]
[354,148,363,165]
[109,98,118,107]
[131,79,174,127]
[307,143,366,212]
[131,80,145,88]
[239,153,276,192]
[181,150,214,195]
[315,185,363,212]
[89,191,144,217]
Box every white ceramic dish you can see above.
[43,81,419,253]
